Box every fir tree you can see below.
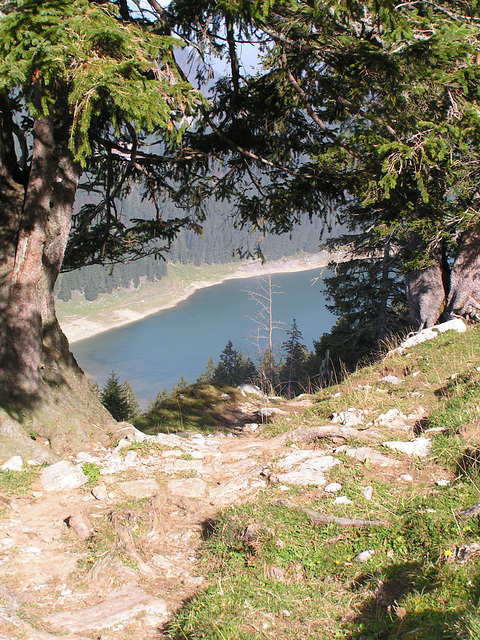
[198,356,216,384]
[0,0,202,452]
[120,380,140,420]
[280,319,309,399]
[101,373,130,423]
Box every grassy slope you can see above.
[163,325,480,640]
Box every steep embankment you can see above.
[1,319,479,640]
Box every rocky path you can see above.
[0,396,446,640]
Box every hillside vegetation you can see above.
[163,324,480,639]
[1,323,480,640]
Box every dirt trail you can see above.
[0,402,304,640]
[0,397,425,640]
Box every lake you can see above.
[71,268,336,406]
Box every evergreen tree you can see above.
[120,380,140,420]
[212,341,257,386]
[0,0,202,452]
[280,319,309,399]
[169,0,480,328]
[101,373,130,422]
[198,356,216,384]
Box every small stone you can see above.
[398,474,413,482]
[40,461,88,491]
[91,484,108,500]
[353,549,375,563]
[1,456,23,471]
[436,479,450,487]
[324,482,342,493]
[379,375,403,384]
[124,450,138,464]
[67,514,93,540]
[334,496,352,505]
[361,486,373,500]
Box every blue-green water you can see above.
[71,268,335,406]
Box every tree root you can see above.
[273,424,371,447]
[276,499,388,528]
[109,511,157,577]
[457,502,480,519]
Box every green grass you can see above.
[0,467,39,496]
[163,324,480,639]
[134,383,243,434]
[164,483,480,640]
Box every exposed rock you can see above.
[394,318,467,353]
[91,484,108,500]
[67,514,93,540]
[40,461,88,492]
[44,583,168,632]
[167,478,207,499]
[331,408,367,427]
[1,455,23,471]
[257,407,288,419]
[379,375,403,385]
[353,549,375,563]
[361,486,373,500]
[238,383,265,397]
[382,437,431,458]
[273,450,341,486]
[334,496,352,505]
[335,445,398,467]
[374,408,409,430]
[118,478,160,498]
[324,482,342,493]
[208,478,267,506]
[398,474,413,482]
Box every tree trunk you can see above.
[447,227,480,321]
[376,237,391,342]
[0,112,117,459]
[404,238,449,330]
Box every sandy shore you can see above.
[60,250,344,344]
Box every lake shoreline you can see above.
[60,249,344,344]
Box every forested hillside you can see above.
[56,187,333,301]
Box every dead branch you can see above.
[276,499,388,528]
[457,502,480,519]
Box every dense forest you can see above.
[56,187,333,301]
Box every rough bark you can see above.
[447,227,480,320]
[0,110,117,459]
[377,237,391,342]
[404,236,450,330]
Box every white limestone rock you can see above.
[118,478,160,498]
[1,455,23,471]
[273,450,341,486]
[40,461,88,492]
[382,437,431,458]
[335,445,398,467]
[374,408,409,429]
[324,482,342,493]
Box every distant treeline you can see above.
[56,188,336,302]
